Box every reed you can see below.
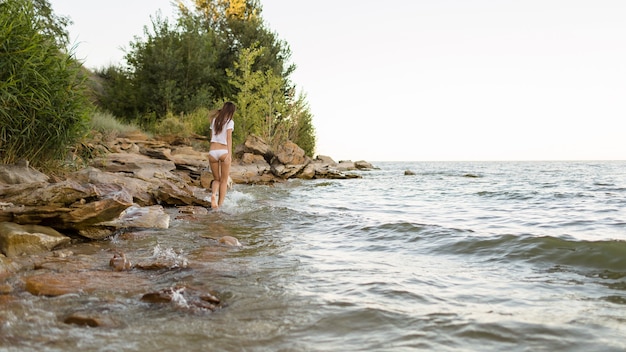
[0,0,91,170]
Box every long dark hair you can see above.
[212,101,236,135]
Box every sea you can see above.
[1,161,625,351]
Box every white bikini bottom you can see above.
[209,149,229,160]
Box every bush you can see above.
[0,0,91,169]
[90,110,141,140]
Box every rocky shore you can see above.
[0,132,374,323]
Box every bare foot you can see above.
[211,193,218,209]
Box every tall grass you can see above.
[0,0,91,170]
[152,108,212,139]
[90,110,142,140]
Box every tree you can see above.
[227,45,315,155]
[226,45,265,146]
[0,0,91,168]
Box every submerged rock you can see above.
[23,271,152,296]
[63,311,125,329]
[141,285,221,312]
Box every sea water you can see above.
[1,161,625,351]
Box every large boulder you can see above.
[0,181,133,236]
[0,222,70,257]
[274,141,307,165]
[70,167,157,206]
[240,135,274,162]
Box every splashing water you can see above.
[170,287,189,309]
[152,244,188,268]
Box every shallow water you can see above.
[1,161,626,351]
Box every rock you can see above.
[23,271,152,296]
[0,222,71,257]
[156,179,211,207]
[241,135,274,162]
[177,206,209,215]
[274,141,306,165]
[218,236,241,247]
[0,180,133,235]
[355,160,375,170]
[0,161,49,184]
[141,285,221,312]
[404,170,416,175]
[109,252,132,271]
[315,155,336,166]
[271,159,307,179]
[70,167,157,206]
[0,179,95,207]
[297,163,317,180]
[60,184,134,228]
[91,152,176,181]
[168,146,210,169]
[335,160,356,171]
[98,205,170,230]
[230,158,275,184]
[63,311,124,328]
[201,235,242,247]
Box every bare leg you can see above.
[209,157,220,209]
[217,154,231,207]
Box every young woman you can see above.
[208,101,236,209]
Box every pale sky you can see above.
[49,0,626,161]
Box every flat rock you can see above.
[0,222,71,257]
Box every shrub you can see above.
[0,0,91,169]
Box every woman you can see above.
[208,101,236,209]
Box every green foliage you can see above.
[94,0,315,154]
[93,65,139,124]
[0,0,91,169]
[90,110,140,140]
[152,108,211,139]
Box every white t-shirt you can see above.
[210,119,234,145]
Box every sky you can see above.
[48,0,626,161]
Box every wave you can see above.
[349,219,626,273]
[437,233,626,272]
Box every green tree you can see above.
[0,0,91,168]
[226,45,264,146]
[227,45,315,155]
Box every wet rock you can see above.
[0,222,71,257]
[201,235,242,247]
[63,311,125,328]
[23,271,152,296]
[177,206,209,215]
[218,236,242,247]
[141,285,221,312]
[109,252,132,271]
[98,205,170,229]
